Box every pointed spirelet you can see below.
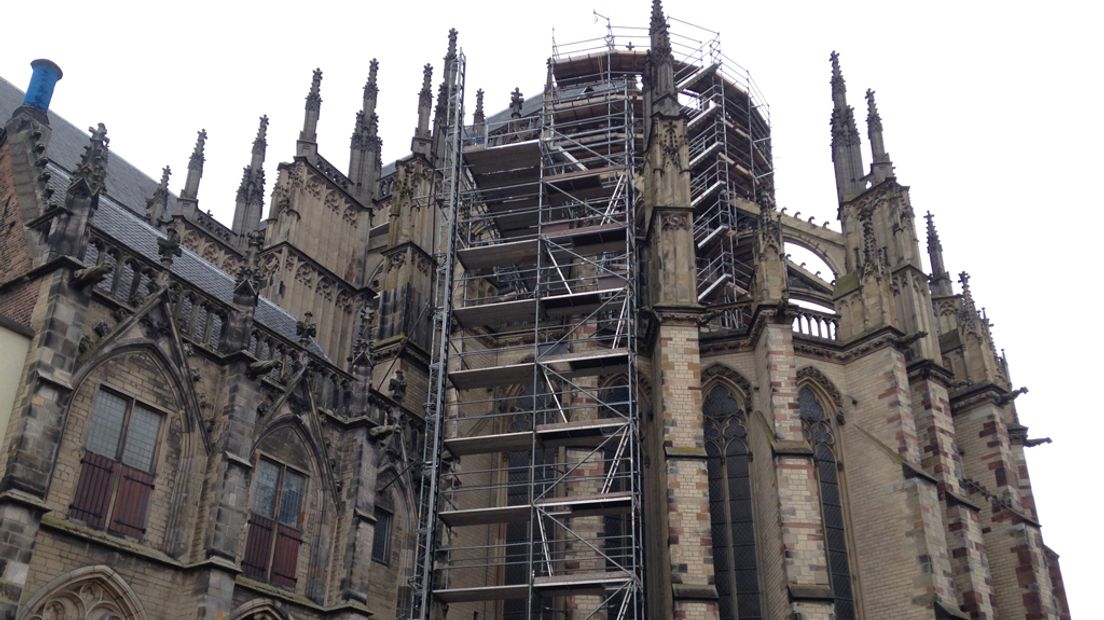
[646,0,678,116]
[925,211,953,296]
[146,165,171,225]
[828,52,865,202]
[830,51,846,105]
[411,63,434,156]
[473,88,486,141]
[474,88,485,125]
[650,0,672,57]
[298,69,323,158]
[252,115,269,167]
[865,88,894,183]
[446,28,458,60]
[181,129,206,200]
[364,59,379,116]
[306,68,323,111]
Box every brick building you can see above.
[0,2,1070,619]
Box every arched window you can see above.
[798,387,855,620]
[70,388,162,539]
[703,386,762,619]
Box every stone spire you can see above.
[647,0,679,117]
[432,29,460,164]
[829,52,865,202]
[364,59,379,119]
[925,211,953,296]
[866,89,894,184]
[411,63,433,157]
[350,60,382,206]
[69,123,110,198]
[297,69,322,159]
[232,115,268,236]
[146,165,171,225]
[181,129,206,201]
[473,88,485,138]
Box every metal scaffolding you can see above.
[409,47,467,620]
[410,15,772,620]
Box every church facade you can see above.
[0,3,1069,619]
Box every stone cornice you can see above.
[263,240,374,297]
[948,381,1007,414]
[907,358,955,386]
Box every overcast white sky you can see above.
[3,0,1100,615]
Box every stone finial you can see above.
[296,311,317,346]
[298,69,323,157]
[411,63,434,156]
[365,59,379,102]
[865,88,894,183]
[70,123,110,197]
[828,51,865,202]
[188,129,207,170]
[146,165,171,225]
[181,129,206,201]
[306,68,323,112]
[446,28,458,59]
[420,63,433,99]
[509,87,524,118]
[865,89,882,132]
[474,88,485,125]
[253,115,269,156]
[650,0,672,57]
[646,0,678,117]
[234,116,268,235]
[830,51,844,92]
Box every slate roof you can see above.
[1,77,328,360]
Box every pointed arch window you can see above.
[243,458,307,588]
[71,388,162,539]
[703,386,762,619]
[798,386,855,620]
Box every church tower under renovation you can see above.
[0,3,1069,619]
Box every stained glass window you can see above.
[799,386,855,620]
[704,386,762,619]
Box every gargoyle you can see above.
[997,386,1028,405]
[71,263,112,288]
[248,358,283,378]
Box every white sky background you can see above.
[3,0,1101,614]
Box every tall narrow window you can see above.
[372,507,393,564]
[704,386,762,619]
[243,459,306,588]
[799,387,855,620]
[71,389,162,539]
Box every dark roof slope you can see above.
[1,77,328,360]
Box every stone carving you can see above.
[660,212,689,230]
[388,369,407,401]
[294,263,315,287]
[316,277,335,301]
[324,190,342,213]
[22,567,145,620]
